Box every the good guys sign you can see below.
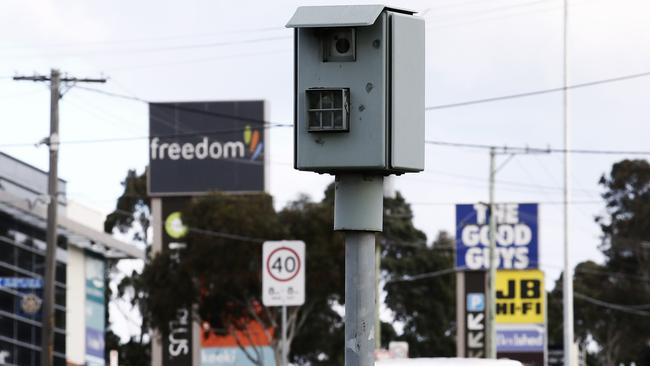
[456,203,538,270]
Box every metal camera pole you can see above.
[335,174,384,366]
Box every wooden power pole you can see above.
[13,69,106,366]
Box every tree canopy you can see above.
[105,174,459,365]
[381,193,456,357]
[548,159,650,365]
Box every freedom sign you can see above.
[148,101,265,196]
[456,203,538,270]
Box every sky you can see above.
[1,0,650,341]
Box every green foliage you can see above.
[548,159,650,365]
[114,177,456,364]
[104,169,150,244]
[106,332,151,366]
[104,169,151,365]
[139,190,346,365]
[381,193,456,357]
[278,189,346,365]
[181,193,284,332]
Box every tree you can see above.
[104,169,150,245]
[381,193,456,357]
[592,159,650,364]
[278,189,345,365]
[140,189,347,366]
[104,169,151,365]
[547,159,650,365]
[135,181,459,364]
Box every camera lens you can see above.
[335,38,351,54]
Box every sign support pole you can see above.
[282,305,288,366]
[262,241,305,366]
[487,147,497,358]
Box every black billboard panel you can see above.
[149,101,265,196]
[465,270,487,358]
[161,197,192,366]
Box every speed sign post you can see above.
[262,241,306,366]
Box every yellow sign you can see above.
[496,270,544,324]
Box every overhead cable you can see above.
[426,70,650,110]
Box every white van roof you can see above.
[377,358,523,366]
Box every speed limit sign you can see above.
[262,241,305,306]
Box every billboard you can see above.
[149,101,265,196]
[496,270,545,324]
[162,198,193,366]
[456,203,538,270]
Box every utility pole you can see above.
[13,69,106,366]
[487,147,497,359]
[484,146,550,359]
[562,0,575,365]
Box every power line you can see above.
[542,262,650,284]
[105,49,290,72]
[106,207,267,244]
[574,292,650,316]
[422,169,599,195]
[0,26,286,50]
[385,267,457,284]
[3,132,649,157]
[7,35,291,58]
[75,85,291,127]
[426,140,650,155]
[425,0,599,31]
[425,70,650,110]
[410,200,600,206]
[7,84,650,156]
[427,0,553,22]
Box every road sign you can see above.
[262,241,305,306]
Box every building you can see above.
[0,152,144,366]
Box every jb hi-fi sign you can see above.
[148,101,265,196]
[496,270,545,324]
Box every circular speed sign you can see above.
[266,246,301,282]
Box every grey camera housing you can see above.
[287,5,425,174]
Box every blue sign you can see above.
[456,203,538,270]
[496,326,544,352]
[466,293,485,312]
[0,277,42,289]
